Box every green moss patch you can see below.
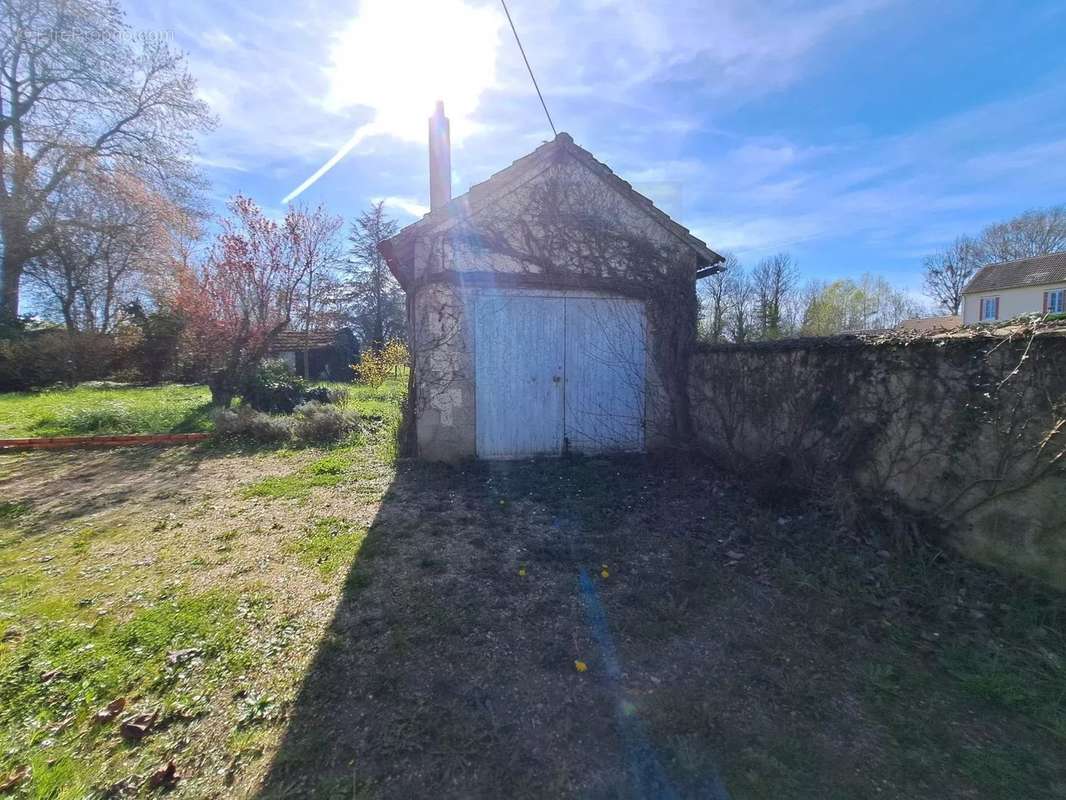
[241,452,362,499]
[287,517,368,578]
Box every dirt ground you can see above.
[1,441,1063,799]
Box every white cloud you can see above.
[201,29,237,51]
[376,196,430,219]
[499,0,898,103]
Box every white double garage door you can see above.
[474,290,647,458]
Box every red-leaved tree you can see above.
[176,196,341,406]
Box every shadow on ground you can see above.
[0,440,277,531]
[258,455,734,799]
[257,453,1066,800]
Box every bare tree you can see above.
[923,236,980,314]
[24,166,186,332]
[923,205,1066,313]
[698,251,738,343]
[978,205,1066,263]
[725,266,756,343]
[0,0,213,320]
[752,252,799,339]
[345,201,404,349]
[288,204,344,378]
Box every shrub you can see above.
[353,350,387,387]
[324,386,349,405]
[243,360,309,413]
[0,328,121,391]
[122,303,185,384]
[291,402,359,444]
[301,386,333,404]
[354,339,408,388]
[241,360,350,413]
[212,406,292,444]
[381,339,409,375]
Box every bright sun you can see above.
[284,0,502,202]
[325,0,502,144]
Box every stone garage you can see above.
[380,104,723,461]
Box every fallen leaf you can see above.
[120,710,158,740]
[39,669,62,683]
[574,660,588,673]
[147,761,179,790]
[95,697,127,724]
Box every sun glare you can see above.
[325,0,502,143]
[283,0,501,203]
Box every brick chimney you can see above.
[428,100,451,212]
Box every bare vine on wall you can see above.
[938,325,1066,518]
[408,152,703,446]
[689,323,1066,548]
[407,285,467,442]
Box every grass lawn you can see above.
[0,384,1063,798]
[0,376,406,439]
[0,384,214,438]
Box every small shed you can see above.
[267,328,358,381]
[380,105,723,461]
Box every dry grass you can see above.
[0,428,1063,798]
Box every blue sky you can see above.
[129,0,1066,297]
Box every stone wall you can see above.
[688,323,1066,587]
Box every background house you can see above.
[961,251,1066,324]
[380,104,723,461]
[267,328,358,381]
[898,314,961,332]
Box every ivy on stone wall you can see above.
[689,321,1066,583]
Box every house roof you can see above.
[268,329,348,352]
[962,251,1066,294]
[898,315,961,332]
[379,132,724,287]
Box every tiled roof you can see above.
[380,132,723,286]
[268,330,347,352]
[898,315,961,332]
[962,251,1066,294]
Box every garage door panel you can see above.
[475,294,565,458]
[564,297,645,453]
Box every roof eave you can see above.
[377,238,411,291]
[695,257,726,279]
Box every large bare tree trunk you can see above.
[0,259,21,320]
[0,215,29,320]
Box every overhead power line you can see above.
[500,0,558,138]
